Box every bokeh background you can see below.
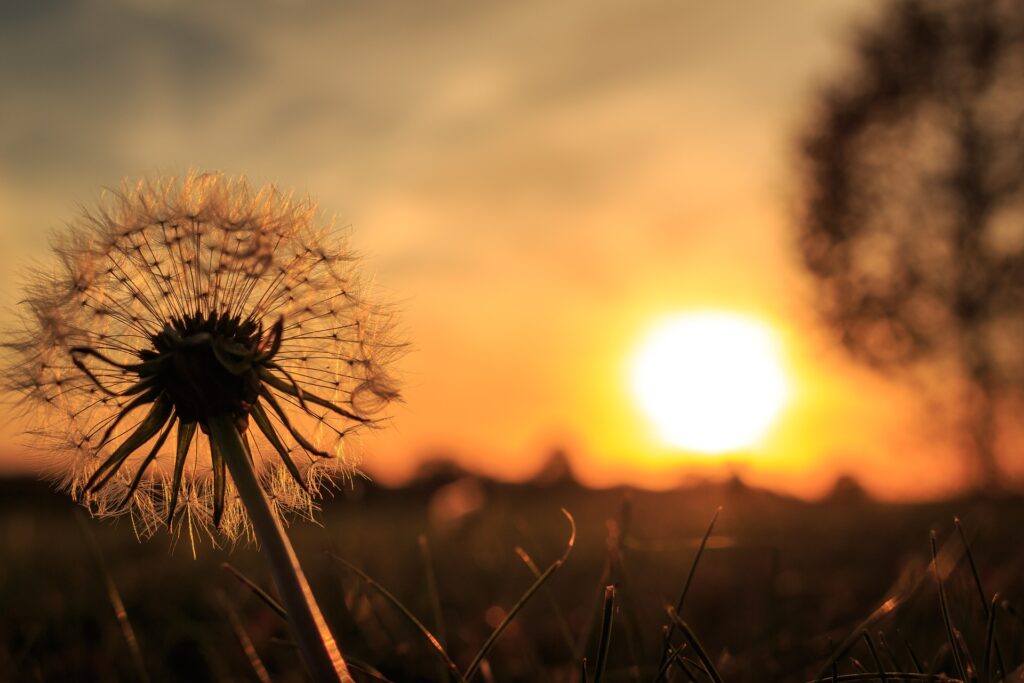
[0,0,993,500]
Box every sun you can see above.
[630,312,790,454]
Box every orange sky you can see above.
[0,1,978,499]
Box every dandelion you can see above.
[3,172,401,681]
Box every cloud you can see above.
[1,0,896,494]
[0,1,254,180]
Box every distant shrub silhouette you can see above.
[798,0,1024,488]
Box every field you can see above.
[2,472,1023,682]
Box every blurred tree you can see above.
[799,0,1024,488]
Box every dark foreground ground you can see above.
[1,470,1023,682]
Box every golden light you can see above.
[630,312,790,454]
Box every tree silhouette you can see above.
[799,0,1024,487]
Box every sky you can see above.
[0,0,977,499]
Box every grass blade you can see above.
[658,507,720,671]
[877,632,900,672]
[862,631,887,682]
[331,554,467,683]
[222,562,288,621]
[955,518,987,613]
[77,514,151,683]
[515,545,579,660]
[672,650,702,683]
[218,591,272,683]
[955,518,1005,682]
[903,639,923,675]
[931,530,967,682]
[593,585,616,683]
[666,607,722,683]
[420,534,451,683]
[464,509,577,681]
[346,661,396,683]
[815,530,967,682]
[654,637,687,683]
[952,628,977,682]
[983,594,999,682]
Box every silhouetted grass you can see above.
[2,476,1024,681]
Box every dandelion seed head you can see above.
[2,173,402,542]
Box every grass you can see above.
[1,474,1024,681]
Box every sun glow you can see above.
[630,312,790,454]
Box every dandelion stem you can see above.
[207,414,351,683]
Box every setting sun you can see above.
[630,312,790,454]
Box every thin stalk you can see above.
[861,631,886,683]
[420,534,452,683]
[930,531,966,683]
[207,414,350,682]
[593,585,616,683]
[78,515,151,683]
[219,591,272,683]
[515,545,579,660]
[222,562,288,621]
[657,507,720,673]
[330,553,466,683]
[666,608,723,683]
